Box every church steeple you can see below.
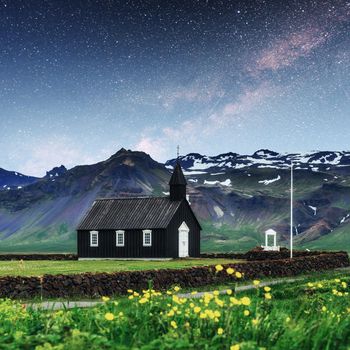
[169,161,187,201]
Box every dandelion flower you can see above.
[335,278,341,283]
[102,296,110,302]
[194,306,201,313]
[235,271,242,279]
[185,322,190,328]
[139,298,148,304]
[226,289,233,295]
[252,318,259,325]
[286,317,291,323]
[104,312,114,321]
[264,293,272,300]
[174,286,181,292]
[230,345,240,350]
[322,306,327,312]
[240,296,251,306]
[341,282,347,289]
[244,310,250,316]
[127,289,133,293]
[191,291,198,295]
[307,282,314,287]
[213,290,220,296]
[170,320,177,329]
[226,267,234,275]
[215,265,224,272]
[253,280,260,286]
[264,286,271,292]
[217,327,224,335]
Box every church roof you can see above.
[77,197,183,230]
[169,162,187,185]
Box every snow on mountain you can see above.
[166,150,350,173]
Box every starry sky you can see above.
[1,0,349,176]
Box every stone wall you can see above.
[0,251,348,299]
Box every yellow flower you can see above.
[174,286,181,292]
[102,296,110,302]
[133,292,140,297]
[215,298,224,307]
[335,278,341,283]
[185,322,190,328]
[139,298,148,304]
[264,293,272,300]
[235,271,242,279]
[264,286,271,292]
[166,291,173,295]
[244,310,250,316]
[167,310,175,317]
[213,290,220,296]
[226,267,234,275]
[307,282,314,287]
[253,280,260,286]
[104,313,114,321]
[215,264,224,272]
[128,295,134,300]
[217,327,224,335]
[191,291,198,295]
[341,282,347,289]
[170,320,177,329]
[322,306,327,312]
[240,296,251,306]
[252,318,259,325]
[317,283,323,288]
[118,312,124,317]
[226,289,232,295]
[199,312,207,319]
[231,345,240,350]
[230,297,241,305]
[127,289,133,293]
[194,306,201,313]
[286,317,291,323]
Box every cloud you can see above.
[250,27,329,73]
[134,136,169,161]
[18,136,110,177]
[134,82,277,160]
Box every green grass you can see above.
[0,258,242,277]
[0,270,349,349]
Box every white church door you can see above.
[178,221,189,258]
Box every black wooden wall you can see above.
[77,228,167,258]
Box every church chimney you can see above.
[169,161,187,201]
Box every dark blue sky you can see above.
[1,0,349,176]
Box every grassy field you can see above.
[0,258,242,277]
[0,269,349,349]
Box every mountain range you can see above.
[0,148,349,253]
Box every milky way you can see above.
[0,0,349,176]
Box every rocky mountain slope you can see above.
[0,148,349,252]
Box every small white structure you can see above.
[262,229,280,251]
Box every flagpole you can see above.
[290,161,293,259]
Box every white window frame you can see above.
[143,229,152,247]
[116,230,125,247]
[90,230,99,247]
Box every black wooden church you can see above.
[77,163,201,259]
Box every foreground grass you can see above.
[1,269,349,349]
[0,258,242,277]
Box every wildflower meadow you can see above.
[0,267,349,350]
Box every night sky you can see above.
[1,0,349,176]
